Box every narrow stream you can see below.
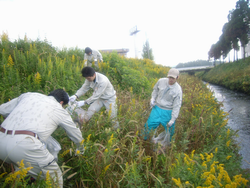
[206,83,250,169]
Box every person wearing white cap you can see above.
[143,68,182,141]
[84,47,103,68]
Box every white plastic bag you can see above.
[66,101,78,115]
[45,136,61,162]
[74,108,86,122]
[151,126,170,148]
[66,101,87,129]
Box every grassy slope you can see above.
[197,58,250,94]
[0,35,249,187]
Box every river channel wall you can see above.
[196,57,250,95]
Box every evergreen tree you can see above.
[141,40,154,60]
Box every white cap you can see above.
[167,68,179,78]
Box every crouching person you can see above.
[0,89,84,187]
[143,68,182,142]
[69,67,119,129]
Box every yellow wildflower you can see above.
[200,154,205,160]
[108,134,114,145]
[7,55,14,67]
[103,164,110,174]
[227,128,230,138]
[34,72,41,84]
[60,149,70,158]
[226,156,232,160]
[87,134,91,142]
[81,139,85,145]
[46,171,52,188]
[172,177,182,187]
[0,172,7,178]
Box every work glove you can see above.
[150,98,155,107]
[77,100,86,107]
[168,120,174,127]
[69,95,77,102]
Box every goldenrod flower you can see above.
[81,139,85,145]
[226,140,231,147]
[87,134,91,142]
[46,171,52,188]
[103,164,110,174]
[0,172,7,178]
[60,149,70,158]
[7,55,14,67]
[172,177,182,187]
[108,134,114,145]
[34,72,41,84]
[226,156,232,160]
[72,55,75,62]
[227,128,230,137]
[200,153,205,160]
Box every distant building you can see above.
[100,49,129,57]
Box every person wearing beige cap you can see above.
[143,68,182,142]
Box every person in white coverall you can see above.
[69,67,119,128]
[144,68,182,141]
[0,89,84,187]
[84,47,103,68]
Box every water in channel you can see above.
[206,83,250,169]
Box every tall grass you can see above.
[0,33,249,187]
[196,58,250,94]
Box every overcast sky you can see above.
[1,0,238,67]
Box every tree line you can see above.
[175,60,213,68]
[208,0,250,62]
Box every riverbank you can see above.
[196,57,250,95]
[206,82,250,169]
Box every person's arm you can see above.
[85,80,108,104]
[75,80,91,98]
[84,53,87,66]
[0,97,19,117]
[170,91,182,123]
[58,109,84,151]
[151,80,160,101]
[97,50,103,62]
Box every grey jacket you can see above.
[0,92,83,145]
[84,49,103,67]
[152,78,182,122]
[76,72,116,104]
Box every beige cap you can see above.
[167,68,179,78]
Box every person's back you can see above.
[0,89,84,188]
[1,92,67,141]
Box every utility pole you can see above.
[130,25,140,58]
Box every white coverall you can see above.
[0,92,84,187]
[152,78,182,123]
[84,49,103,67]
[75,72,118,127]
